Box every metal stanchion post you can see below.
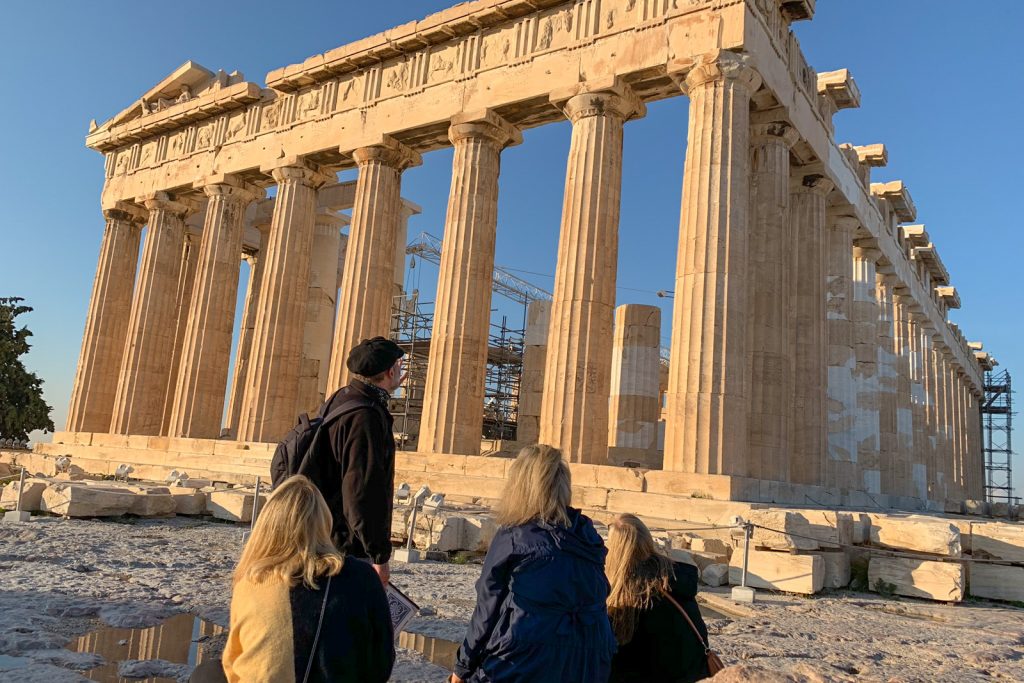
[731,521,756,603]
[250,477,263,528]
[4,467,32,523]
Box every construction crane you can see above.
[405,231,552,306]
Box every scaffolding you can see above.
[389,294,432,451]
[982,369,1017,504]
[483,316,525,441]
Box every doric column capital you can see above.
[672,50,762,97]
[750,122,799,149]
[196,174,265,203]
[828,214,860,233]
[551,77,646,124]
[138,191,195,217]
[449,110,523,148]
[852,244,882,263]
[791,172,835,197]
[262,157,335,188]
[349,135,422,171]
[103,201,148,225]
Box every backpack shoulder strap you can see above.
[321,396,375,426]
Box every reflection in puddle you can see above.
[66,613,224,682]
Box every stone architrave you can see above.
[297,209,348,417]
[825,215,858,490]
[168,176,262,438]
[419,111,521,455]
[66,205,145,433]
[851,244,881,494]
[517,300,550,445]
[789,173,834,486]
[746,122,798,482]
[539,80,645,465]
[110,192,192,436]
[237,160,333,443]
[663,51,761,475]
[160,227,201,435]
[875,271,898,495]
[608,304,662,450]
[327,136,421,392]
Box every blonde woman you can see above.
[606,514,711,683]
[451,444,616,683]
[221,475,394,683]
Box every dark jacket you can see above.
[454,507,617,683]
[300,380,395,563]
[609,561,711,683]
[223,557,394,683]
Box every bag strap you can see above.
[661,589,711,655]
[302,575,332,683]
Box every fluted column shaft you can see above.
[66,208,144,433]
[746,123,798,482]
[237,162,331,442]
[876,272,898,496]
[906,305,929,499]
[160,229,201,435]
[825,216,858,489]
[663,52,761,474]
[419,113,520,455]
[852,246,881,493]
[950,362,965,498]
[328,137,421,392]
[539,85,644,464]
[517,300,550,445]
[226,234,268,437]
[891,290,915,497]
[933,344,952,499]
[110,193,191,435]
[169,178,262,438]
[789,174,834,486]
[609,304,662,450]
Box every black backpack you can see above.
[270,396,373,489]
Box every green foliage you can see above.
[0,298,54,441]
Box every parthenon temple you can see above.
[47,0,998,512]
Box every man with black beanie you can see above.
[300,336,405,586]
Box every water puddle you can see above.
[66,613,225,682]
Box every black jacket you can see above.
[609,561,711,683]
[454,507,617,682]
[300,380,395,564]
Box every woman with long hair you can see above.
[606,514,712,683]
[221,475,394,683]
[450,444,617,683]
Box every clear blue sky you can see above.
[1,2,1020,494]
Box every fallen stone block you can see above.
[690,537,730,555]
[991,502,1011,519]
[868,516,961,557]
[799,510,854,549]
[128,491,176,517]
[0,478,49,512]
[964,500,990,517]
[206,490,266,522]
[729,548,824,595]
[868,556,964,602]
[701,563,729,587]
[970,522,1024,562]
[41,484,134,517]
[669,548,728,573]
[462,515,498,552]
[969,563,1024,603]
[801,550,851,589]
[745,510,818,551]
[413,512,468,552]
[391,507,411,541]
[168,488,207,516]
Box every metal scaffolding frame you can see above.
[982,369,1017,504]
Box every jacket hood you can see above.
[539,507,607,567]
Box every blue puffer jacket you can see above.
[453,507,616,683]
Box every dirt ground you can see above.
[0,516,1021,682]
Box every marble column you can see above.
[876,271,899,496]
[851,245,881,494]
[328,136,421,392]
[663,52,761,475]
[968,388,984,499]
[790,173,834,486]
[517,300,550,445]
[237,160,332,443]
[225,226,269,438]
[160,228,201,435]
[297,209,347,417]
[66,205,145,433]
[419,112,521,455]
[746,122,798,482]
[539,82,644,464]
[110,193,192,435]
[951,363,966,499]
[906,305,929,500]
[825,215,858,490]
[891,289,915,497]
[934,343,953,500]
[394,201,419,299]
[608,304,662,451]
[168,177,262,438]
[920,329,939,499]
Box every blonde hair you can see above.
[605,513,675,644]
[494,444,571,528]
[233,475,343,589]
